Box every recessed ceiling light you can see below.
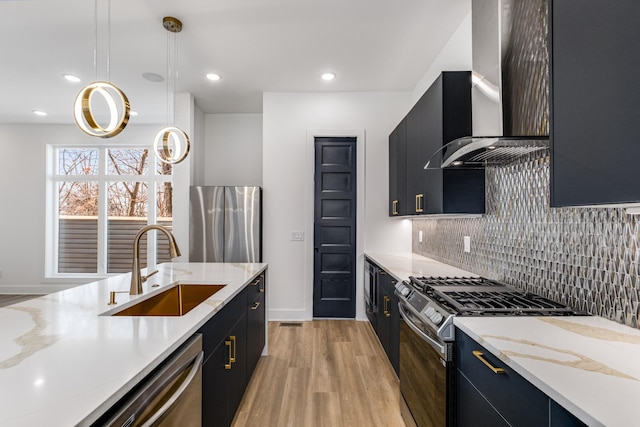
[142,72,165,83]
[32,110,47,117]
[130,111,138,116]
[63,74,82,83]
[206,73,222,81]
[321,72,336,81]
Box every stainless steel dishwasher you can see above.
[99,334,204,427]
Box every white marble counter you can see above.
[456,315,640,427]
[365,252,477,282]
[0,262,267,427]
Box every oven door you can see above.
[399,302,453,427]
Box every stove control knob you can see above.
[399,286,411,297]
[431,312,443,325]
[425,307,435,317]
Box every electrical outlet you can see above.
[463,236,471,253]
[418,230,423,243]
[290,231,304,241]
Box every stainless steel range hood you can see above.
[426,0,549,169]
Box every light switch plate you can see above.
[418,230,423,243]
[463,236,471,253]
[290,231,304,241]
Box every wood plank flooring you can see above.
[233,320,406,427]
[0,295,41,308]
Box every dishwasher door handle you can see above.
[398,303,446,355]
[142,350,204,427]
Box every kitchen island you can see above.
[0,262,267,426]
[368,252,640,427]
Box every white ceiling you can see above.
[0,0,470,124]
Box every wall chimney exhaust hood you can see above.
[425,0,549,169]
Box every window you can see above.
[46,145,173,277]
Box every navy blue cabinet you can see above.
[389,119,407,216]
[550,0,640,206]
[389,71,484,216]
[364,259,400,376]
[377,269,399,376]
[198,273,267,427]
[456,330,586,427]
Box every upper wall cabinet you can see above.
[389,71,485,216]
[550,0,640,207]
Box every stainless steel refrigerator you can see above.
[189,186,262,262]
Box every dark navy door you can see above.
[313,137,357,318]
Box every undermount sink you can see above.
[112,283,226,316]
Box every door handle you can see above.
[472,351,505,374]
[225,340,233,370]
[416,194,424,213]
[384,295,391,317]
[230,335,237,363]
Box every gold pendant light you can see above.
[153,16,190,165]
[73,0,130,138]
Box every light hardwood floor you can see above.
[0,295,41,308]
[232,320,406,427]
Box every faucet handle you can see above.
[142,269,159,283]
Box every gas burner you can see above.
[396,276,587,344]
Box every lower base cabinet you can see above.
[456,330,586,427]
[377,271,399,376]
[364,258,400,376]
[198,272,267,427]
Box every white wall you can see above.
[411,12,472,109]
[263,92,412,321]
[204,114,263,186]
[0,122,191,293]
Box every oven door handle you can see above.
[398,303,446,355]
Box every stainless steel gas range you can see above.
[395,276,585,427]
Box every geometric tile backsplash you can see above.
[412,151,640,329]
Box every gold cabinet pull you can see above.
[251,301,261,310]
[384,295,391,318]
[392,200,398,215]
[230,335,237,363]
[225,340,233,370]
[416,194,424,213]
[250,278,260,286]
[472,351,505,374]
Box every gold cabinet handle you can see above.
[472,351,505,374]
[230,335,237,363]
[384,295,391,318]
[225,340,233,370]
[392,200,399,215]
[250,278,260,286]
[251,301,261,310]
[416,194,424,213]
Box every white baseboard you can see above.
[268,308,312,321]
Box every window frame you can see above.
[45,143,172,279]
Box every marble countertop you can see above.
[455,316,640,427]
[365,252,477,282]
[0,262,267,427]
[365,252,640,427]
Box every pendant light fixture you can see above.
[73,0,130,138]
[153,16,190,165]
